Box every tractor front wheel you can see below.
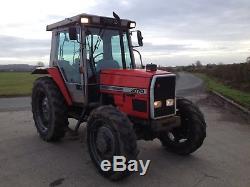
[32,77,68,141]
[158,98,206,155]
[87,105,138,180]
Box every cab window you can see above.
[57,30,81,84]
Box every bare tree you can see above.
[195,60,202,67]
[246,56,250,63]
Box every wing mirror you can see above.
[137,30,143,46]
[131,30,143,47]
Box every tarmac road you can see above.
[0,97,30,112]
[0,72,250,187]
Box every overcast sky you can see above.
[0,0,249,66]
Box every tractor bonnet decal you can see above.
[100,85,147,95]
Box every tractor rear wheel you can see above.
[87,105,138,180]
[32,77,68,141]
[159,98,206,155]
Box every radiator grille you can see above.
[152,75,176,118]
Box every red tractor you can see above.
[32,12,206,180]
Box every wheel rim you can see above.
[168,116,190,144]
[37,94,50,132]
[41,97,49,122]
[89,120,117,164]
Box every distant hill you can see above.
[0,64,37,72]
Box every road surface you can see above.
[0,97,30,112]
[0,72,249,187]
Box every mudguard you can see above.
[32,67,73,106]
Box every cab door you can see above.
[56,28,84,104]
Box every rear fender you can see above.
[32,67,73,106]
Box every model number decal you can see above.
[100,85,147,95]
[130,88,146,94]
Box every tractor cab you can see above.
[45,13,142,104]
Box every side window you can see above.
[57,30,81,84]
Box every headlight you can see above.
[166,99,174,106]
[154,101,162,108]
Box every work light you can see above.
[130,22,136,28]
[81,17,89,24]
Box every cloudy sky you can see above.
[0,0,249,66]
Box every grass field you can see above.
[0,72,37,97]
[196,73,250,109]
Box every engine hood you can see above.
[100,69,172,78]
[100,69,174,89]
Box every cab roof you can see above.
[46,13,134,31]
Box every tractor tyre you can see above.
[32,77,68,141]
[87,105,138,181]
[159,97,206,155]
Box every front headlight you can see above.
[154,101,162,108]
[166,99,175,106]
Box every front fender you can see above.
[32,67,73,106]
[32,67,49,74]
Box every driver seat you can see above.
[96,58,120,72]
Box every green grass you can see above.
[196,73,250,109]
[0,72,37,97]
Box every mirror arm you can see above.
[133,49,144,69]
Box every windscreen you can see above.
[85,27,133,72]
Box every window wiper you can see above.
[93,28,105,54]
